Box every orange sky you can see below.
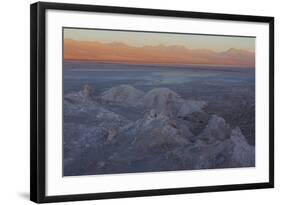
[64,39,255,67]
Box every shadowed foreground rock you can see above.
[63,84,255,176]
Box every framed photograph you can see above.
[30,2,274,203]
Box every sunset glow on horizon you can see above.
[64,28,255,67]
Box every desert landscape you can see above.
[63,62,255,176]
[63,28,255,176]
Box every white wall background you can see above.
[0,0,279,204]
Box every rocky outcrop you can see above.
[63,84,255,176]
[177,100,207,117]
[230,127,255,166]
[139,88,181,107]
[168,126,254,170]
[116,109,193,150]
[65,84,95,103]
[100,84,144,105]
[198,115,231,143]
[138,87,207,117]
[81,84,94,97]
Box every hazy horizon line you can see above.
[63,59,255,69]
[64,38,255,53]
[64,38,255,67]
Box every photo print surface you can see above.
[63,28,255,176]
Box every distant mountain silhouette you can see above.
[64,39,255,67]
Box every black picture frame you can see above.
[30,1,274,203]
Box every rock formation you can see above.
[100,84,144,105]
[63,84,255,176]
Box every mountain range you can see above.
[64,39,255,67]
